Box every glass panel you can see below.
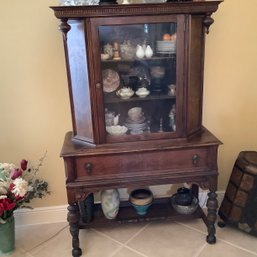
[99,23,177,138]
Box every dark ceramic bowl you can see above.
[171,195,199,215]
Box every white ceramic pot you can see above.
[136,45,145,59]
[101,189,120,219]
[145,45,153,58]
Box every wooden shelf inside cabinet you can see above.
[104,94,176,104]
[79,198,206,229]
[101,55,176,64]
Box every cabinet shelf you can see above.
[79,197,206,228]
[101,55,176,64]
[104,93,176,104]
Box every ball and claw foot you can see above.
[72,248,82,257]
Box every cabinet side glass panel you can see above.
[98,23,177,139]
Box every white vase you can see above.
[101,189,120,219]
[145,45,153,58]
[136,45,145,59]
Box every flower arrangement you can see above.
[0,155,50,224]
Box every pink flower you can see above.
[20,159,28,171]
[10,168,23,180]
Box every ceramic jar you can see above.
[136,45,145,59]
[145,45,153,58]
[101,189,120,219]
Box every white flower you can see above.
[0,195,7,199]
[0,163,16,173]
[11,177,31,197]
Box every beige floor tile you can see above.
[198,241,257,257]
[15,222,68,252]
[30,226,122,257]
[178,218,257,255]
[95,223,147,243]
[215,225,257,254]
[112,247,146,257]
[176,219,208,234]
[127,221,206,257]
[1,248,29,257]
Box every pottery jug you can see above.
[136,45,144,59]
[145,45,153,58]
[101,189,120,219]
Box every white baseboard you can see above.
[14,205,68,226]
[14,191,225,226]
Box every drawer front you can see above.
[75,148,209,179]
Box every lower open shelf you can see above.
[79,197,207,229]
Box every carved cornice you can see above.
[50,1,222,19]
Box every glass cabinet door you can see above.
[94,18,183,143]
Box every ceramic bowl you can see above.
[128,107,143,121]
[116,87,134,99]
[129,189,153,206]
[135,88,150,98]
[101,53,110,60]
[106,125,128,136]
[130,202,153,216]
[171,195,199,215]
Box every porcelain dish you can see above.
[106,125,128,136]
[116,87,134,99]
[136,88,150,98]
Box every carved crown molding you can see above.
[51,1,222,19]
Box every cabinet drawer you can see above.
[75,148,209,179]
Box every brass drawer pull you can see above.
[192,154,200,166]
[84,163,93,174]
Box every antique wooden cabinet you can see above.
[51,1,222,256]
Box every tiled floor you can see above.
[3,219,257,257]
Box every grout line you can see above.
[26,224,69,252]
[123,223,151,245]
[174,221,207,235]
[92,224,151,257]
[176,221,257,256]
[193,242,207,257]
[122,245,150,257]
[91,228,124,247]
[217,238,257,256]
[109,245,124,257]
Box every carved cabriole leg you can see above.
[67,204,82,257]
[206,176,218,244]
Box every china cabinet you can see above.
[51,1,222,256]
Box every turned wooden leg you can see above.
[68,204,82,257]
[206,191,218,244]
